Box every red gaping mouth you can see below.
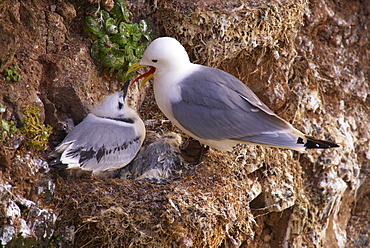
[130,66,156,86]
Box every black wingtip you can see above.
[304,136,340,149]
[121,80,131,99]
[49,159,69,169]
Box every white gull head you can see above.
[140,37,192,77]
[91,85,138,121]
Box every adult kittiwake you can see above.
[128,37,338,152]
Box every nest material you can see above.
[54,153,256,247]
[53,145,303,247]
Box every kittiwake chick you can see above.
[49,80,145,174]
[120,131,184,184]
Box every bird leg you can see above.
[180,138,209,165]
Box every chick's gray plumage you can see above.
[120,132,184,184]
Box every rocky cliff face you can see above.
[0,0,368,247]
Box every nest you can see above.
[53,152,256,247]
[53,143,303,247]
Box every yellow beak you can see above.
[127,62,156,87]
[126,62,146,75]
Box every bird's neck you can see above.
[154,62,194,79]
[153,63,201,120]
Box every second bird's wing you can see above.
[54,114,144,173]
[171,66,305,148]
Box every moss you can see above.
[21,106,52,151]
[85,0,152,81]
[2,64,22,82]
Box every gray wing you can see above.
[53,114,143,173]
[172,66,301,146]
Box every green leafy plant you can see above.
[86,0,152,81]
[2,64,22,82]
[0,104,18,142]
[21,106,52,151]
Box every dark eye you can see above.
[151,60,158,63]
[118,102,123,109]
